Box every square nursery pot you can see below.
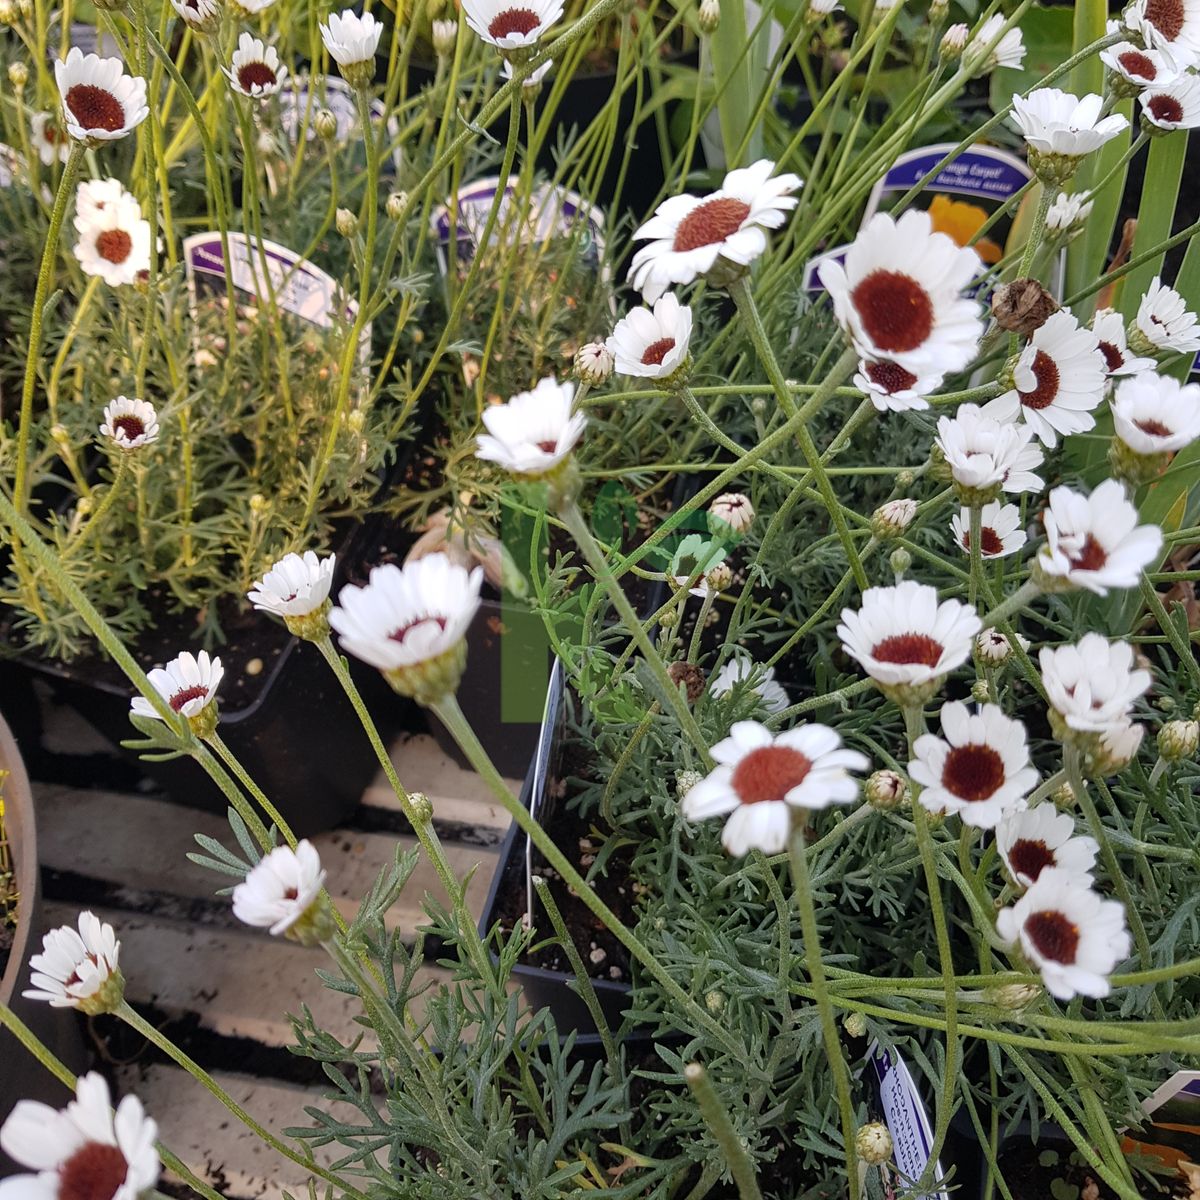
[0,713,88,1174]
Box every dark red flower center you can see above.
[672,197,751,253]
[1148,94,1185,124]
[1008,837,1056,883]
[58,1141,128,1200]
[1025,909,1080,963]
[96,228,133,264]
[43,122,62,144]
[940,743,1005,802]
[283,886,299,900]
[730,745,812,805]
[536,439,559,454]
[1134,417,1173,437]
[488,7,541,38]
[64,952,103,990]
[1068,534,1108,572]
[1018,349,1060,410]
[641,337,676,366]
[865,359,918,394]
[961,526,1006,556]
[1097,340,1124,372]
[169,684,209,712]
[849,271,934,354]
[238,61,278,92]
[65,84,125,132]
[871,633,943,667]
[112,415,145,440]
[1118,49,1157,79]
[388,615,447,643]
[1143,0,1185,41]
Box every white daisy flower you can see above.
[1135,276,1200,354]
[1040,634,1151,734]
[170,0,221,30]
[130,650,223,722]
[997,805,1099,889]
[818,209,984,375]
[965,14,1026,72]
[995,868,1131,999]
[873,497,918,536]
[1045,191,1093,234]
[1139,72,1200,129]
[329,554,482,701]
[1036,478,1162,595]
[629,159,802,303]
[0,1073,159,1200]
[1093,718,1146,774]
[950,500,1026,559]
[232,841,327,936]
[809,0,842,13]
[55,48,149,143]
[461,0,563,50]
[908,701,1037,828]
[224,33,288,99]
[31,110,70,164]
[975,627,1029,665]
[99,396,159,450]
[73,193,151,287]
[709,492,755,535]
[669,533,727,598]
[75,177,130,223]
[248,550,336,617]
[1010,88,1129,159]
[680,720,869,856]
[1100,39,1191,87]
[572,340,613,385]
[23,912,122,1012]
[837,580,982,696]
[854,357,945,413]
[711,657,790,715]
[1091,308,1156,376]
[606,292,693,380]
[1111,371,1200,454]
[502,57,553,88]
[320,9,383,84]
[1125,0,1200,56]
[935,403,1046,496]
[475,376,585,477]
[983,310,1106,447]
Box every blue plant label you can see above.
[278,76,402,173]
[868,1044,950,1199]
[801,243,850,293]
[863,143,1032,218]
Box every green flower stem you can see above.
[430,691,744,1059]
[13,141,85,515]
[63,456,128,561]
[728,279,868,591]
[902,705,959,1192]
[1015,185,1055,284]
[0,1001,233,1200]
[559,499,709,759]
[968,505,983,610]
[116,1001,370,1199]
[786,823,860,1200]
[979,579,1041,629]
[683,1063,764,1200]
[1141,574,1200,689]
[188,742,274,850]
[1023,767,1068,807]
[207,732,300,849]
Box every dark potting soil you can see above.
[994,1139,1119,1200]
[0,920,12,981]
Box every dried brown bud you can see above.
[992,278,1059,337]
[667,661,706,704]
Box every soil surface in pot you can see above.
[994,1140,1119,1200]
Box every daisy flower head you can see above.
[170,0,221,32]
[234,0,277,12]
[502,56,552,89]
[837,580,982,704]
[605,292,693,382]
[74,191,151,288]
[1125,0,1200,56]
[248,550,336,638]
[935,403,1045,502]
[572,340,614,386]
[0,1073,159,1200]
[996,868,1130,999]
[1132,275,1200,355]
[131,650,223,736]
[461,0,563,51]
[974,627,1029,666]
[997,805,1099,889]
[818,209,984,375]
[1091,307,1156,377]
[1035,478,1162,595]
[99,396,159,451]
[680,720,868,856]
[55,48,148,144]
[950,500,1026,559]
[1040,633,1151,738]
[31,110,70,164]
[329,553,482,704]
[984,310,1106,447]
[232,840,330,942]
[964,14,1026,73]
[708,492,755,536]
[909,702,1037,828]
[710,655,790,715]
[224,33,288,99]
[475,377,585,494]
[1101,38,1191,91]
[23,912,124,1013]
[1110,371,1200,477]
[1010,88,1129,181]
[1090,718,1146,775]
[669,533,728,598]
[854,357,945,413]
[320,10,383,88]
[629,160,802,303]
[1139,72,1200,131]
[75,177,130,223]
[1045,191,1093,237]
[872,497,918,538]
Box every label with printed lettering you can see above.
[278,76,402,173]
[868,1044,950,1199]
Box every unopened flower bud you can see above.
[249,492,269,514]
[50,423,70,445]
[706,562,733,592]
[1158,719,1199,762]
[76,496,93,517]
[843,1011,868,1038]
[750,396,768,415]
[975,628,1028,666]
[314,108,338,140]
[0,0,19,25]
[889,546,911,579]
[704,989,725,1013]
[989,982,1040,1010]
[346,409,366,434]
[336,207,359,238]
[940,22,968,57]
[408,790,434,823]
[697,0,720,33]
[8,60,28,90]
[431,17,457,55]
[386,190,408,220]
[992,278,1059,338]
[573,340,613,386]
[929,0,948,16]
[865,769,907,810]
[709,492,754,536]
[1053,779,1079,810]
[856,1122,893,1166]
[871,497,917,538]
[971,679,992,704]
[668,661,706,704]
[676,769,703,797]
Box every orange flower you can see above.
[928,193,1002,264]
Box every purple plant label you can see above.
[278,76,401,172]
[868,1045,949,1199]
[802,244,849,293]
